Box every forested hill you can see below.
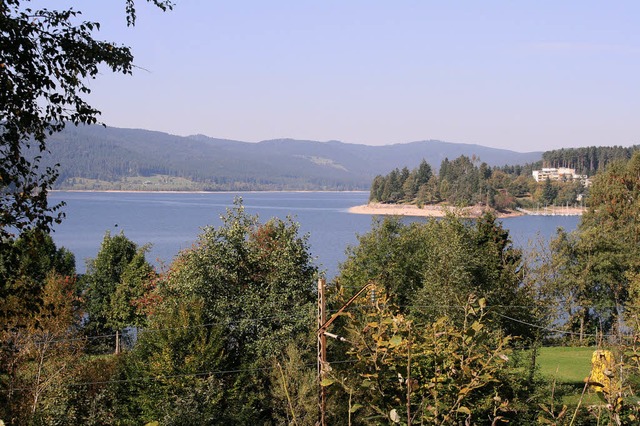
[42,125,542,191]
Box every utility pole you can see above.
[406,324,411,426]
[317,278,327,426]
[317,280,375,426]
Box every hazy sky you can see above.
[40,1,639,151]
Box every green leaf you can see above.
[350,403,363,413]
[389,335,403,347]
[320,377,335,387]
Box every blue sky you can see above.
[41,1,639,151]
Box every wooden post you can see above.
[317,278,327,426]
[407,323,411,426]
[115,330,120,355]
[316,281,373,426]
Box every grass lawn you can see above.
[537,346,604,406]
[537,346,595,385]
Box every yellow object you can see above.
[588,350,614,394]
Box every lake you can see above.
[49,191,580,278]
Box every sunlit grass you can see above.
[537,346,594,384]
[59,174,203,191]
[537,346,602,406]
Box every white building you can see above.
[532,167,588,183]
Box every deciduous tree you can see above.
[117,297,226,425]
[149,199,318,423]
[327,292,527,425]
[0,230,75,332]
[0,0,172,239]
[551,153,640,336]
[1,272,84,424]
[337,213,533,338]
[82,231,153,351]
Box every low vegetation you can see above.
[2,153,640,425]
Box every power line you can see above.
[6,308,316,347]
[7,303,551,347]
[5,299,613,349]
[2,310,626,393]
[493,312,620,338]
[0,359,358,393]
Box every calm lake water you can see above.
[49,191,580,278]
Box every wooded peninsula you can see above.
[359,146,639,218]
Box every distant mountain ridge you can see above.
[42,125,543,191]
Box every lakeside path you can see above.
[349,203,586,218]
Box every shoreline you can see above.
[349,203,585,218]
[50,189,369,195]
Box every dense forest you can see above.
[542,145,640,176]
[4,153,640,424]
[369,155,585,209]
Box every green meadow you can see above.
[537,346,595,385]
[537,346,604,406]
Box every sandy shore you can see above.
[349,203,586,218]
[516,206,586,216]
[348,203,523,218]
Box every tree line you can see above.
[542,145,640,176]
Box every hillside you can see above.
[41,125,543,191]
